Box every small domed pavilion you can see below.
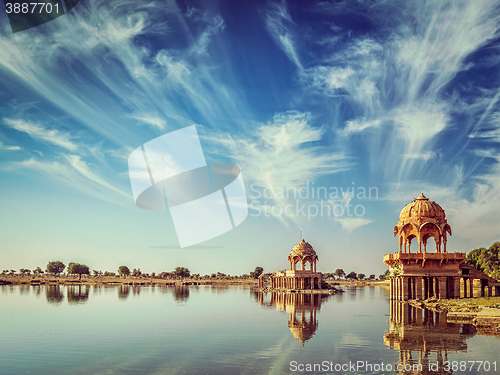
[258,239,322,290]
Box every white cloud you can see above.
[205,112,349,191]
[3,119,77,151]
[344,119,381,135]
[0,141,21,151]
[130,114,167,131]
[264,1,302,70]
[1,156,129,205]
[336,217,373,232]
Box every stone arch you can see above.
[420,222,442,252]
[399,223,419,253]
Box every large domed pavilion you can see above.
[384,194,499,301]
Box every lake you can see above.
[0,284,498,375]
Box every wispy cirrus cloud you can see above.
[3,118,77,151]
[205,111,349,191]
[1,155,129,205]
[0,140,21,151]
[129,114,167,131]
[335,217,373,232]
[264,0,302,70]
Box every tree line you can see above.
[2,263,388,281]
[466,241,500,279]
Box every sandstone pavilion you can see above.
[384,193,500,300]
[258,239,323,290]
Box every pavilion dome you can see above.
[289,239,318,260]
[399,194,446,222]
[289,321,318,344]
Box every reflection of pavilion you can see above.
[255,291,331,344]
[384,302,476,375]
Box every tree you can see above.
[118,265,130,278]
[334,269,345,280]
[466,242,500,279]
[93,270,101,277]
[466,247,485,270]
[19,268,31,276]
[67,263,90,280]
[173,267,190,278]
[46,261,66,276]
[345,271,357,280]
[379,269,390,280]
[369,274,375,280]
[323,272,334,280]
[33,267,44,276]
[357,273,366,280]
[132,268,142,277]
[250,266,264,278]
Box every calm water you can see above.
[0,284,498,375]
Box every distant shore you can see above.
[0,276,389,287]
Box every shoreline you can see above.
[0,276,390,287]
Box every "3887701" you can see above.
[5,2,61,14]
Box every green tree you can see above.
[132,268,142,277]
[33,267,44,276]
[479,242,500,276]
[345,271,357,280]
[46,261,66,276]
[250,266,264,278]
[67,263,90,280]
[173,267,191,278]
[466,247,486,270]
[19,268,31,276]
[357,273,366,280]
[118,265,130,278]
[379,269,390,280]
[334,269,345,280]
[466,242,500,279]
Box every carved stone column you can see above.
[438,277,448,299]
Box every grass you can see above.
[428,297,500,312]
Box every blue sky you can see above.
[1,0,500,276]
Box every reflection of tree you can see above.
[19,284,30,295]
[173,286,189,302]
[67,285,89,304]
[118,285,130,299]
[46,285,64,304]
[254,291,332,345]
[385,302,477,375]
[32,285,41,296]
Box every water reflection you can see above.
[254,291,332,345]
[118,285,130,299]
[67,285,90,304]
[173,286,190,302]
[385,302,477,374]
[46,285,64,304]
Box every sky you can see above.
[1,0,500,277]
